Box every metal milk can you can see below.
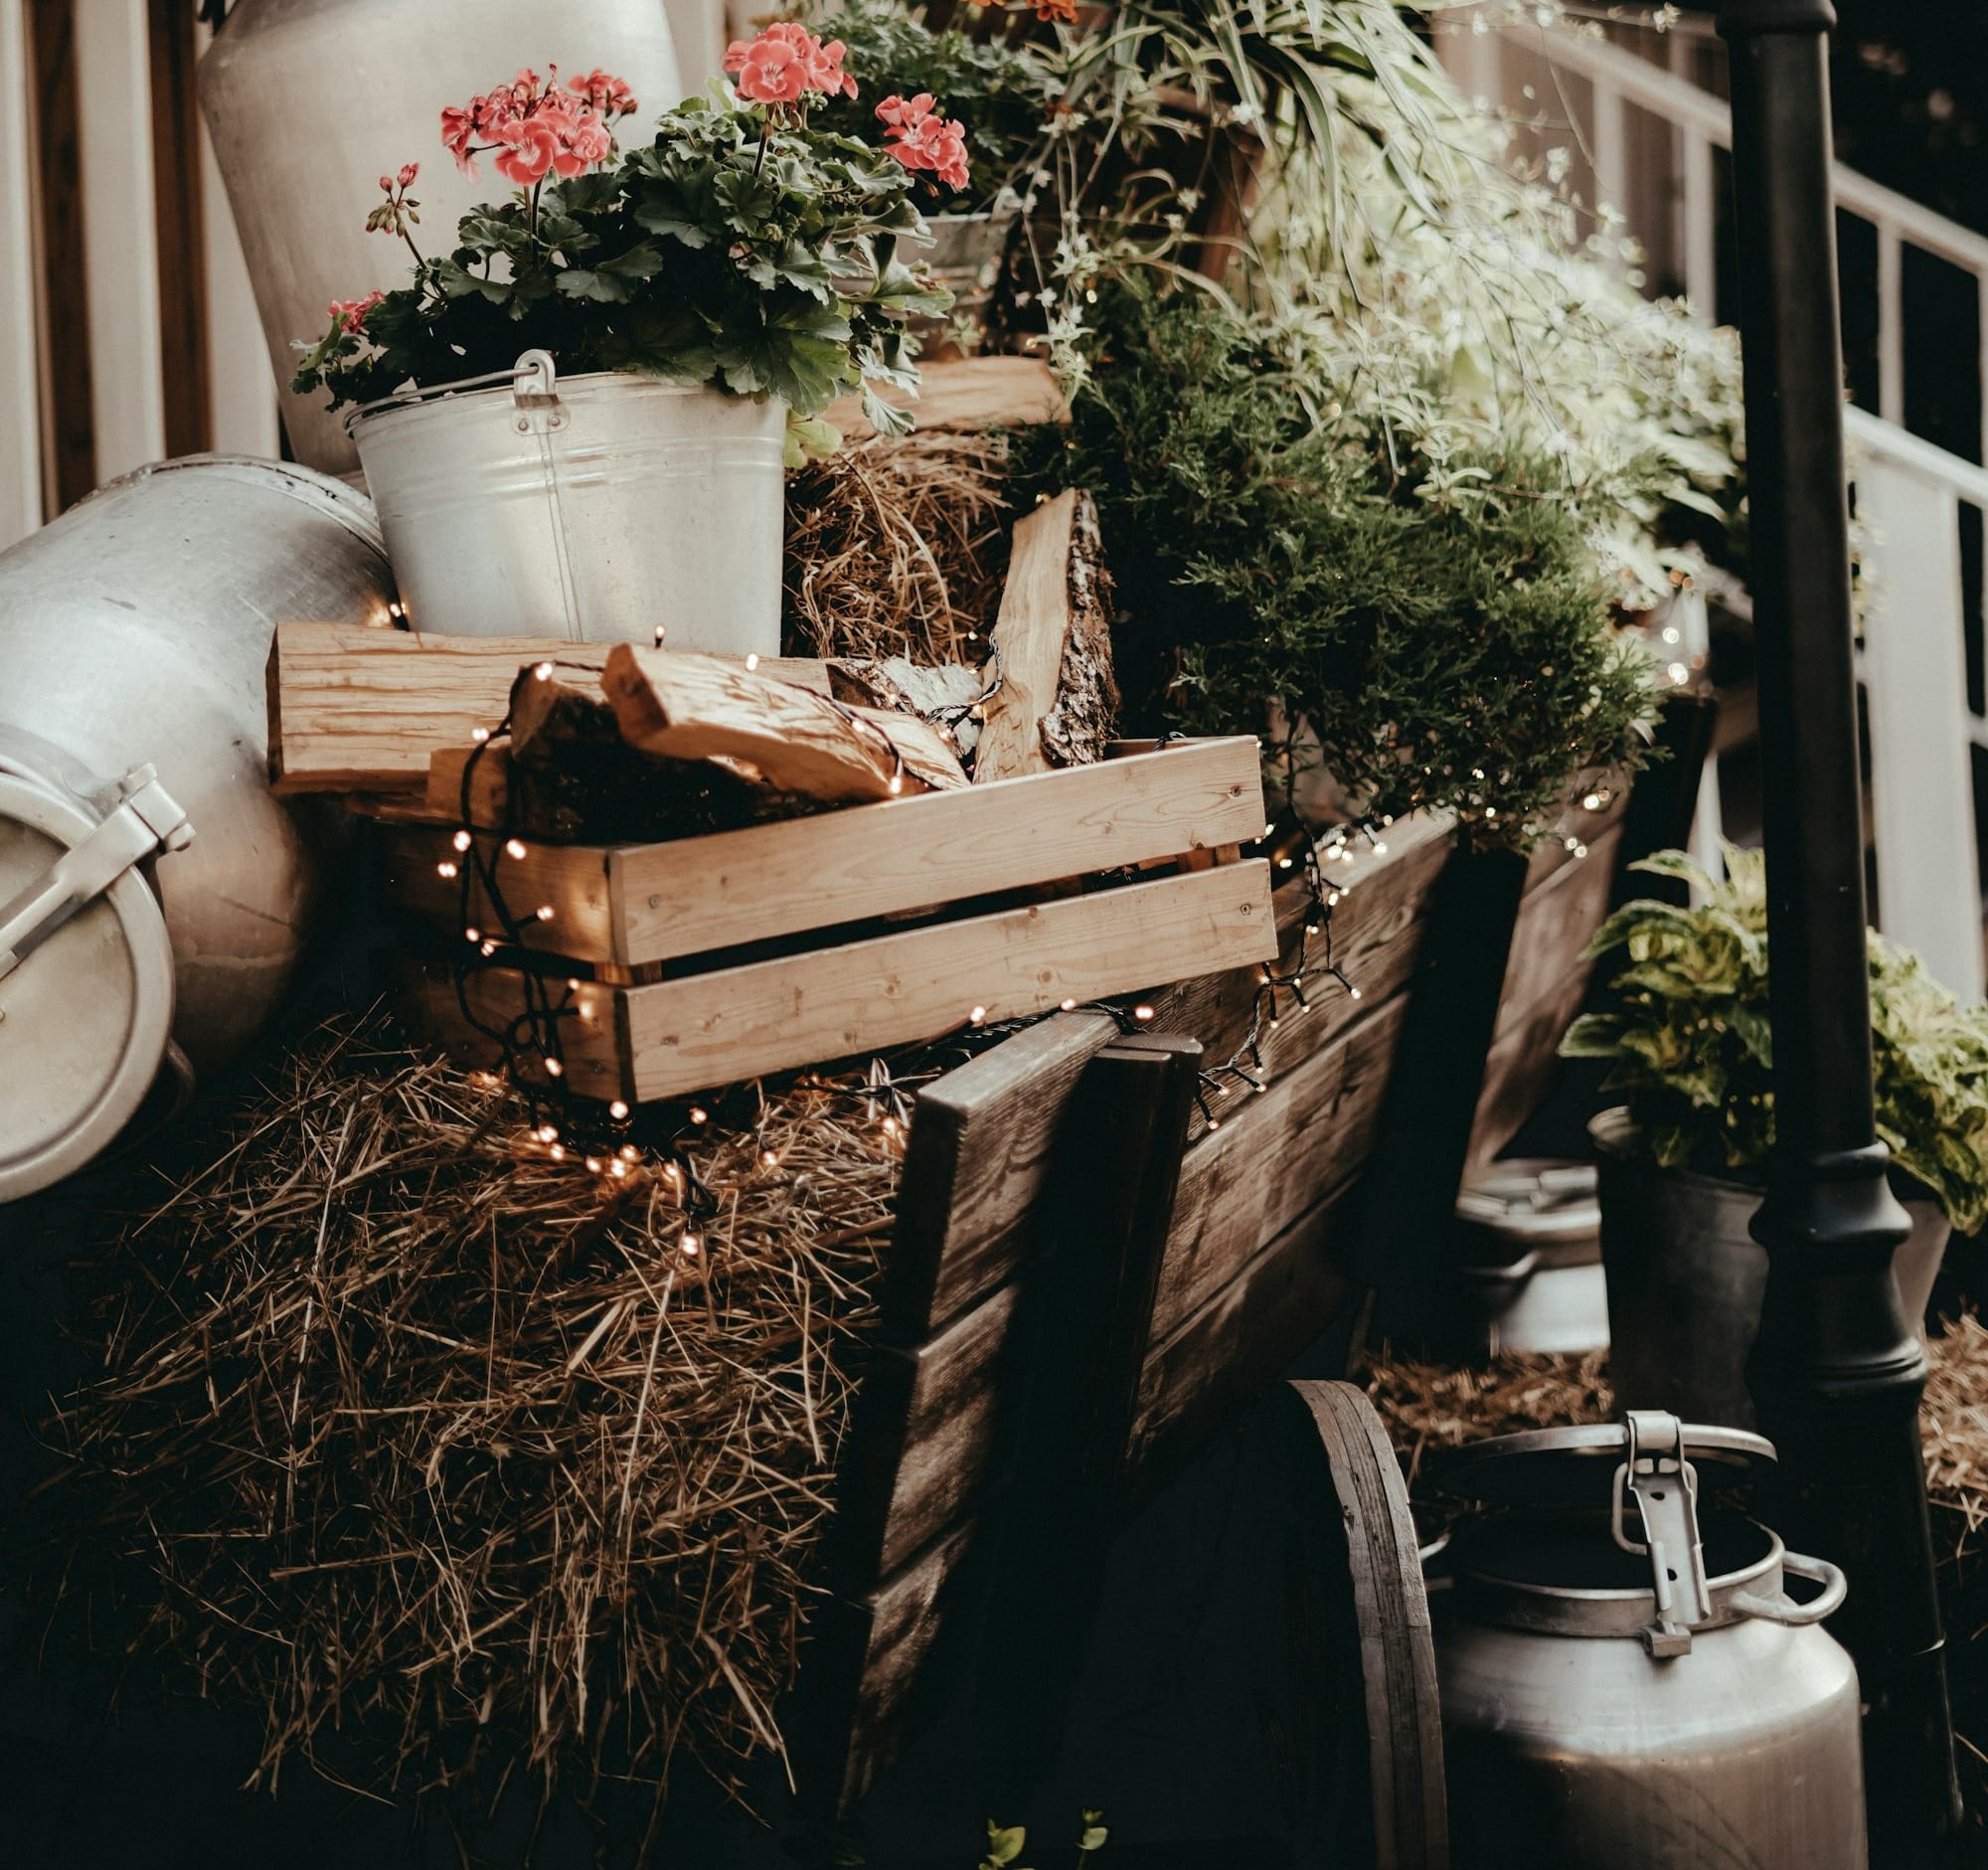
[1454,1157,1609,1356]
[1431,1413,1867,1868]
[199,0,685,475]
[0,457,398,1201]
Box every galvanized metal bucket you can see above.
[348,352,785,650]
[1591,1106,1950,1428]
[0,456,398,1201]
[199,0,685,476]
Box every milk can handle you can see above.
[1731,1551,1848,1626]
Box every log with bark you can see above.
[973,490,1119,784]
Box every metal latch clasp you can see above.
[512,348,567,432]
[1610,1409,1713,1658]
[0,765,192,983]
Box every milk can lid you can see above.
[0,762,180,1204]
[1429,1418,1776,1509]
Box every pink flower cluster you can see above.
[439,66,636,188]
[877,92,970,194]
[328,288,385,335]
[723,22,857,108]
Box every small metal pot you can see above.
[913,198,1021,356]
[348,351,785,650]
[1433,1413,1867,1868]
[1591,1107,1950,1428]
[199,0,685,475]
[1455,1158,1608,1356]
[0,456,397,1200]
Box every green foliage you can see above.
[1562,847,1988,1231]
[292,97,948,425]
[1014,287,1657,842]
[977,1809,1109,1867]
[807,0,1055,210]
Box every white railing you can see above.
[1441,15,1988,461]
[1,5,279,554]
[1439,12,1988,992]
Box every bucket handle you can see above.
[1730,1551,1849,1626]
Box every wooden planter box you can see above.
[378,737,1278,1105]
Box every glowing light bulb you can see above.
[453,830,473,853]
[545,1057,563,1078]
[682,1234,701,1256]
[536,905,556,923]
[609,1101,630,1121]
[436,861,458,879]
[1060,998,1077,1011]
[535,661,554,680]
[1133,1004,1155,1022]
[505,838,528,860]
[550,1143,566,1161]
[970,1005,987,1024]
[471,727,491,744]
[761,1149,778,1169]
[689,1106,708,1124]
[464,927,481,943]
[746,653,760,671]
[585,1158,601,1174]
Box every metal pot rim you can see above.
[1453,1517,1786,1640]
[345,362,779,438]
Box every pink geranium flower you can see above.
[724,22,858,108]
[438,64,633,182]
[328,289,386,336]
[494,114,564,188]
[877,92,970,194]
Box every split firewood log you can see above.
[600,647,967,804]
[973,489,1119,784]
[830,657,987,764]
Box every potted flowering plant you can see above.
[1562,847,1988,1426]
[803,0,1060,349]
[292,40,951,649]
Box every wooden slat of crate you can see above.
[404,863,1274,1106]
[380,738,1268,969]
[266,621,829,794]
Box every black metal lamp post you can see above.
[1715,0,1964,1855]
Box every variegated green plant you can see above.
[1563,847,1988,1232]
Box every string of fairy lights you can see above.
[433,668,1605,1214]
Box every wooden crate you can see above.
[385,736,1278,1106]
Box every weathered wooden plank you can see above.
[1146,811,1454,1128]
[974,490,1116,782]
[882,1011,1120,1337]
[791,1515,983,1813]
[832,1282,1022,1580]
[381,738,1267,969]
[1150,989,1411,1345]
[1129,1180,1360,1481]
[822,355,1070,442]
[1491,825,1622,1042]
[266,622,828,793]
[1521,771,1631,893]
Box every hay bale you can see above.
[49,1015,910,1809]
[783,430,1015,666]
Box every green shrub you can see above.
[1562,847,1988,1231]
[1015,287,1657,842]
